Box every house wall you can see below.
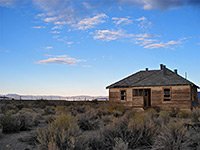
[109,85,192,110]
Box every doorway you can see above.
[144,89,151,108]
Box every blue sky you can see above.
[0,0,200,96]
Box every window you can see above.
[164,88,171,101]
[121,90,126,100]
[133,89,144,96]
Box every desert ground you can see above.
[0,100,200,150]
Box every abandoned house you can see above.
[106,64,199,110]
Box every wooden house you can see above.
[106,64,199,110]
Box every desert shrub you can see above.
[109,104,126,113]
[36,113,80,150]
[55,106,69,115]
[44,115,55,123]
[153,119,190,150]
[44,106,55,115]
[0,104,18,114]
[158,111,170,124]
[170,107,180,117]
[145,108,157,119]
[0,114,21,133]
[100,115,115,127]
[74,105,88,114]
[187,127,200,149]
[6,109,18,115]
[10,108,43,131]
[177,110,191,118]
[75,131,103,150]
[96,107,112,118]
[13,113,39,131]
[191,107,200,123]
[78,109,99,131]
[16,103,25,110]
[113,137,128,150]
[32,100,51,109]
[128,113,158,149]
[111,110,124,117]
[0,124,2,138]
[100,112,158,149]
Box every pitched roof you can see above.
[106,68,199,89]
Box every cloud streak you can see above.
[112,17,132,25]
[32,26,46,29]
[120,0,200,10]
[144,38,186,49]
[35,55,85,65]
[93,29,134,41]
[72,14,108,30]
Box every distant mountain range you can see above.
[0,93,108,101]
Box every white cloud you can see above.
[136,33,150,38]
[45,47,53,50]
[144,43,166,49]
[44,16,58,22]
[51,25,62,30]
[144,38,186,49]
[166,40,181,46]
[82,65,92,68]
[120,0,200,10]
[72,14,108,30]
[93,29,134,41]
[51,31,60,34]
[112,17,132,25]
[135,16,147,21]
[135,16,152,29]
[135,38,158,46]
[35,55,85,65]
[66,42,73,45]
[32,26,46,29]
[82,2,93,9]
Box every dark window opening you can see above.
[164,88,171,101]
[121,90,126,100]
[133,89,144,96]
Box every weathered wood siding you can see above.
[132,96,143,108]
[150,85,191,110]
[151,87,162,106]
[109,88,120,102]
[109,85,192,110]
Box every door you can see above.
[144,89,151,108]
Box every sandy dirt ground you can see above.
[0,131,36,150]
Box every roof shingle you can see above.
[106,68,199,89]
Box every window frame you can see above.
[120,90,126,101]
[163,87,172,102]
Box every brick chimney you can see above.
[163,65,166,75]
[160,64,164,70]
[174,69,178,74]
